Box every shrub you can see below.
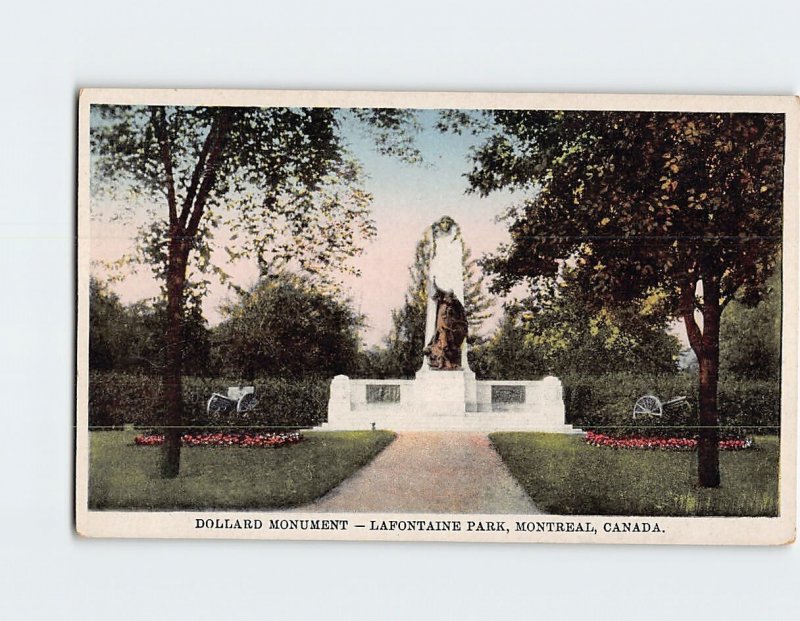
[562,372,780,438]
[718,380,781,435]
[88,372,163,429]
[183,376,329,431]
[89,371,329,431]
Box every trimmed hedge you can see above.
[562,372,780,437]
[89,371,329,431]
[89,370,781,437]
[89,372,163,429]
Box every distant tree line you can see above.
[90,273,362,380]
[92,264,781,386]
[90,278,211,376]
[471,268,682,380]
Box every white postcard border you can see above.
[76,89,799,545]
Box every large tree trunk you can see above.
[697,295,722,488]
[161,242,189,478]
[682,278,722,488]
[150,107,231,478]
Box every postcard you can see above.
[76,89,797,544]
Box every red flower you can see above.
[134,431,304,448]
[584,432,752,451]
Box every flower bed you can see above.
[584,431,753,451]
[134,431,303,448]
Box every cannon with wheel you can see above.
[207,386,258,416]
[632,394,690,419]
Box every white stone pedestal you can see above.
[319,372,580,434]
[411,368,477,414]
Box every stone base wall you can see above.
[320,371,579,433]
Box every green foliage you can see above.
[89,429,396,510]
[561,373,780,437]
[456,109,785,486]
[363,225,491,378]
[349,108,423,163]
[470,308,547,380]
[91,105,378,287]
[715,380,781,435]
[490,433,779,516]
[89,278,135,371]
[353,346,398,380]
[468,111,783,310]
[89,371,329,430]
[720,269,782,380]
[89,371,164,429]
[474,269,680,379]
[463,110,783,379]
[211,272,363,379]
[89,277,212,375]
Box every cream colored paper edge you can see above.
[75,89,798,545]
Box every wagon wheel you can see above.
[632,395,663,419]
[207,393,234,416]
[237,392,258,413]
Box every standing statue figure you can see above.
[423,286,468,370]
[421,216,469,371]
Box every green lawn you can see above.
[89,430,396,510]
[489,433,779,516]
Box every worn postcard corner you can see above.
[76,89,797,545]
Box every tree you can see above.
[465,111,784,487]
[720,268,782,380]
[378,227,491,377]
[470,305,546,380]
[124,298,212,376]
[89,277,133,371]
[212,272,363,379]
[92,105,414,477]
[89,277,212,375]
[477,269,680,378]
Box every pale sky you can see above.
[90,109,518,347]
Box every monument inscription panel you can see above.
[366,384,401,403]
[491,385,526,404]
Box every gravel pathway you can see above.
[293,432,541,514]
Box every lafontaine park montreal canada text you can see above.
[194,517,665,535]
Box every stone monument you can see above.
[320,216,579,433]
[422,216,469,371]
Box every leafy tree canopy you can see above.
[720,268,782,380]
[460,110,784,487]
[471,111,783,313]
[212,272,363,380]
[474,269,680,379]
[91,105,398,291]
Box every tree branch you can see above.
[179,117,217,228]
[719,276,740,310]
[152,107,178,226]
[719,293,734,310]
[186,109,234,239]
[681,282,704,357]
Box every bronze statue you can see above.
[423,287,467,370]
